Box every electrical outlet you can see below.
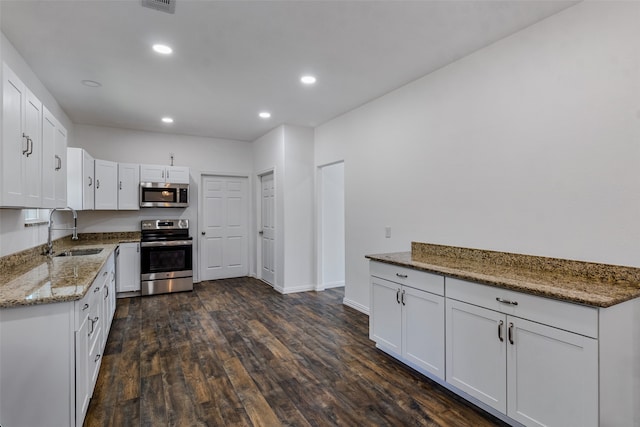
[385,226,391,238]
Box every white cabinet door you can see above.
[1,63,26,206]
[166,166,190,183]
[75,315,90,427]
[507,317,598,427]
[23,89,42,207]
[94,159,118,210]
[446,299,507,413]
[140,164,166,182]
[116,243,141,293]
[370,276,402,356]
[68,148,95,210]
[118,163,140,210]
[54,123,67,208]
[402,286,445,379]
[42,107,57,208]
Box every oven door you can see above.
[140,240,193,281]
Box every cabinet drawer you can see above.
[371,261,444,296]
[446,277,598,338]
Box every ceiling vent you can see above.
[141,0,176,14]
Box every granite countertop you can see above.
[0,233,140,309]
[366,242,640,308]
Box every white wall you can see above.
[252,126,285,286]
[282,125,315,291]
[0,32,75,257]
[252,124,315,293]
[72,124,253,281]
[315,1,640,313]
[319,162,345,289]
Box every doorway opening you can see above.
[317,161,345,290]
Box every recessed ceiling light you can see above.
[300,75,317,85]
[161,117,174,123]
[81,80,102,87]
[153,44,173,55]
[259,112,271,119]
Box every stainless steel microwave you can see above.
[140,182,189,208]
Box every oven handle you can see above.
[140,240,193,248]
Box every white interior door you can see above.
[200,175,248,280]
[260,173,275,286]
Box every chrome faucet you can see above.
[47,207,79,256]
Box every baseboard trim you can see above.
[274,283,316,295]
[343,297,369,315]
[315,280,345,291]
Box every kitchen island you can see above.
[367,242,640,427]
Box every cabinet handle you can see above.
[95,354,101,363]
[55,155,62,170]
[88,316,99,336]
[137,244,139,253]
[119,181,122,190]
[396,289,401,304]
[162,170,165,179]
[395,273,408,279]
[401,289,406,306]
[88,176,93,187]
[103,271,108,277]
[23,136,33,157]
[96,179,100,189]
[167,170,170,179]
[82,303,89,311]
[104,286,109,300]
[508,322,514,345]
[94,286,101,293]
[496,297,518,306]
[498,320,504,342]
[22,133,29,155]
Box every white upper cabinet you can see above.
[140,164,190,184]
[67,147,95,210]
[1,63,43,207]
[42,107,67,208]
[94,159,118,210]
[54,123,68,208]
[117,163,140,210]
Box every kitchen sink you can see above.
[55,248,103,257]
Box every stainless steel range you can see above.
[140,219,193,296]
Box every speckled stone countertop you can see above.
[365,242,640,308]
[0,232,140,309]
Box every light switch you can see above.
[385,226,391,238]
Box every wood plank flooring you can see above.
[85,278,506,427]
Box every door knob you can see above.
[258,230,264,235]
[201,231,205,235]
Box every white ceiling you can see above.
[0,0,576,142]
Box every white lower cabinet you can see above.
[370,262,445,379]
[0,252,116,427]
[445,299,598,427]
[368,261,623,427]
[116,242,141,294]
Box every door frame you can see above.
[316,160,345,291]
[255,168,276,286]
[198,171,251,283]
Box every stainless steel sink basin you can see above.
[55,248,103,257]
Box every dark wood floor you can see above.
[85,278,505,427]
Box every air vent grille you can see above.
[141,0,176,14]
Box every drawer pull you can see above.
[95,354,101,362]
[395,273,408,279]
[94,286,101,293]
[508,322,515,345]
[496,297,518,306]
[396,289,401,304]
[401,289,406,306]
[498,320,504,342]
[82,303,89,311]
